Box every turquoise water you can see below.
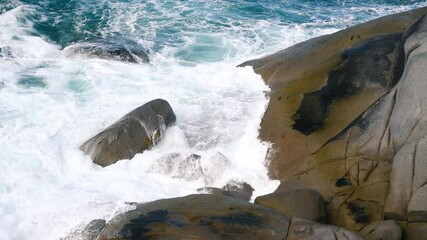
[3,0,426,63]
[0,0,426,239]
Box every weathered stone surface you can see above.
[287,218,363,240]
[63,219,106,240]
[81,99,176,167]
[255,189,326,222]
[406,222,427,240]
[240,6,427,232]
[63,37,149,63]
[198,180,254,201]
[360,220,402,240]
[239,7,427,91]
[384,15,427,223]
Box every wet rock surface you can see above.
[80,99,176,167]
[255,189,326,222]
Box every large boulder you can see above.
[77,194,362,240]
[255,189,326,222]
[240,7,427,232]
[63,37,150,63]
[80,99,176,167]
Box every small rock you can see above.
[80,99,176,167]
[222,180,254,201]
[255,188,326,222]
[360,220,402,240]
[197,180,254,201]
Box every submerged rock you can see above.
[84,194,362,240]
[63,37,150,63]
[149,152,230,184]
[0,46,14,57]
[240,6,427,232]
[80,99,176,167]
[150,153,205,182]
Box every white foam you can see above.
[0,30,280,239]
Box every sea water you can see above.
[0,0,426,239]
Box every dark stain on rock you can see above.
[291,34,401,135]
[199,212,264,238]
[278,96,282,101]
[119,210,170,239]
[335,177,351,187]
[346,202,370,224]
[216,212,261,226]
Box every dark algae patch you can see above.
[291,34,401,135]
[215,212,261,226]
[347,202,370,224]
[119,210,170,240]
[335,177,351,187]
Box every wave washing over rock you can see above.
[1,0,427,239]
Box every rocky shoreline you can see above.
[69,6,427,240]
